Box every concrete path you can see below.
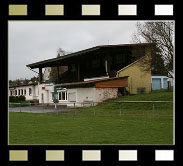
[9,106,80,114]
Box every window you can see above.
[15,90,17,96]
[10,91,13,96]
[29,88,32,96]
[68,92,76,102]
[21,89,23,95]
[58,91,67,101]
[24,89,26,95]
[18,89,20,96]
[137,88,146,94]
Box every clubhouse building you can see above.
[9,43,171,106]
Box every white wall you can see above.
[9,85,39,101]
[95,88,118,102]
[38,83,54,104]
[67,87,118,107]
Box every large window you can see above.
[58,91,67,101]
[29,88,32,96]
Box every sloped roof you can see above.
[26,43,153,69]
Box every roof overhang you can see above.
[26,43,153,69]
[56,76,129,88]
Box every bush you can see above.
[9,95,26,102]
[9,96,16,102]
[18,95,26,102]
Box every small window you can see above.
[21,89,23,95]
[24,89,26,95]
[29,88,32,96]
[18,89,20,96]
[137,88,146,94]
[15,90,17,96]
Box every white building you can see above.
[38,76,128,107]
[9,82,39,101]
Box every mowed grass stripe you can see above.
[9,89,173,145]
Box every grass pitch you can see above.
[9,89,173,145]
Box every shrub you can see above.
[9,96,16,102]
[9,95,26,102]
[18,95,26,102]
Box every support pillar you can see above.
[105,60,108,76]
[77,63,80,81]
[39,67,43,84]
[57,66,59,83]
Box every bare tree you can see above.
[132,21,174,78]
[49,48,69,81]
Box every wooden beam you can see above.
[95,77,128,88]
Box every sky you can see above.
[9,21,138,80]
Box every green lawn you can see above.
[9,89,173,145]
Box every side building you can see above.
[9,82,39,102]
[117,55,152,94]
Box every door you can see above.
[41,93,44,103]
[152,78,161,90]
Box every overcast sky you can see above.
[9,21,138,80]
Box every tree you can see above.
[49,48,69,81]
[132,21,174,78]
[30,76,39,82]
[23,78,29,84]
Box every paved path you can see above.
[9,106,79,114]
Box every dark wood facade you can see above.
[27,43,152,84]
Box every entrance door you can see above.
[41,93,44,103]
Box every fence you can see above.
[9,101,173,120]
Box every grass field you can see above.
[9,89,173,145]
